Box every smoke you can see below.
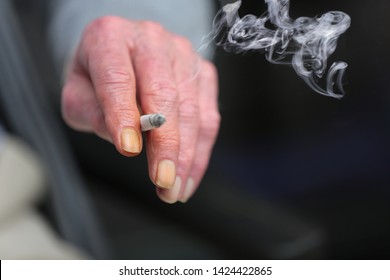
[203,0,351,98]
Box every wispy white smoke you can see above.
[204,0,351,98]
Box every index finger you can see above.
[79,17,142,156]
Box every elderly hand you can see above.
[61,16,220,203]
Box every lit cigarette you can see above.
[140,114,166,131]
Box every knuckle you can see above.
[95,67,133,95]
[201,111,221,139]
[110,106,138,116]
[148,79,177,94]
[174,35,194,52]
[96,67,132,85]
[179,98,199,121]
[81,16,127,58]
[139,21,165,36]
[146,80,178,107]
[86,16,122,33]
[211,111,222,125]
[82,16,128,53]
[155,132,180,149]
[108,107,139,126]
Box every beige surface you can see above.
[0,135,85,259]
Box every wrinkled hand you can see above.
[61,16,220,203]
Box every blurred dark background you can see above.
[8,0,390,259]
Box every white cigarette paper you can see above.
[140,114,166,131]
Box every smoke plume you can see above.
[204,0,351,98]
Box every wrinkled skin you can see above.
[62,16,220,203]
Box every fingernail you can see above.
[121,128,141,154]
[157,176,182,204]
[179,177,196,203]
[156,160,176,189]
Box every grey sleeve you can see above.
[48,0,215,72]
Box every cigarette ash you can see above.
[149,114,166,128]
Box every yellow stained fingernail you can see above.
[156,160,176,189]
[157,176,182,204]
[179,177,196,203]
[120,128,141,154]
